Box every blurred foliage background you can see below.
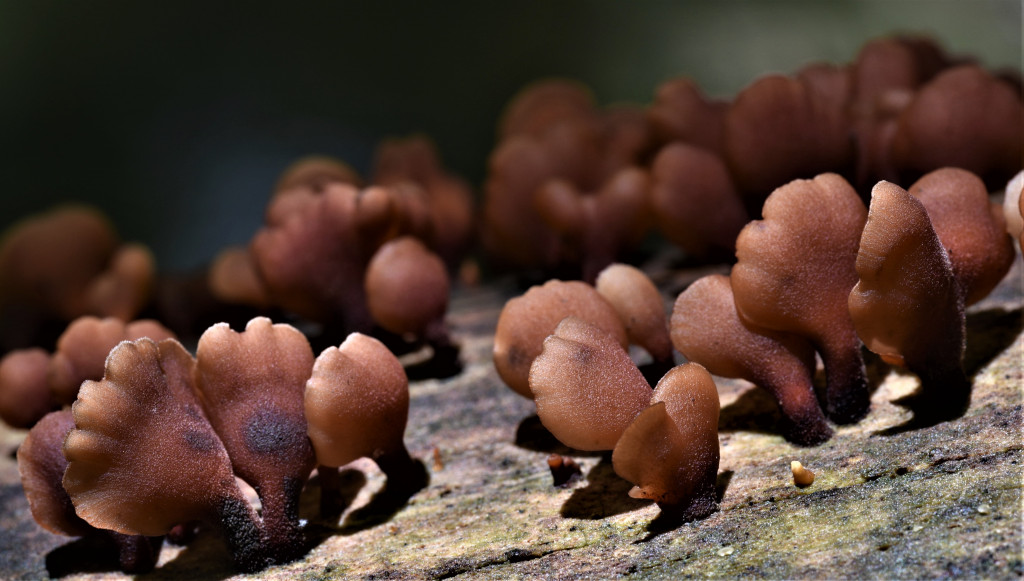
[0,0,1020,270]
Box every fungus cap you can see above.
[908,167,1015,306]
[305,333,409,467]
[0,348,54,429]
[364,236,450,337]
[493,279,627,398]
[63,338,244,536]
[529,317,651,451]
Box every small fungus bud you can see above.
[791,461,815,488]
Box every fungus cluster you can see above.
[17,317,423,573]
[530,318,720,520]
[673,168,1014,442]
[494,265,719,519]
[208,136,467,362]
[849,168,1014,420]
[482,36,1020,282]
[0,206,156,352]
[0,316,175,429]
[493,263,673,399]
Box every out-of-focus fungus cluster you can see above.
[18,317,423,572]
[482,36,1021,282]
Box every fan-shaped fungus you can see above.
[650,142,748,260]
[907,168,1015,306]
[19,410,164,573]
[305,332,424,516]
[371,136,476,268]
[724,72,853,202]
[732,173,870,424]
[194,317,315,562]
[493,280,627,398]
[671,274,832,446]
[62,338,268,571]
[612,363,720,520]
[529,317,651,450]
[849,181,968,418]
[594,263,673,368]
[534,166,651,282]
[891,66,1023,186]
[647,77,727,154]
[208,245,271,308]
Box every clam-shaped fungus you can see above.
[19,410,163,573]
[305,332,425,516]
[612,362,720,520]
[732,173,870,424]
[194,317,315,562]
[529,318,721,521]
[529,317,652,450]
[671,274,832,446]
[647,77,727,154]
[62,338,268,571]
[493,279,627,398]
[849,181,968,419]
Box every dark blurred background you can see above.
[1,0,1020,271]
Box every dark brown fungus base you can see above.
[62,338,274,572]
[850,181,969,421]
[305,333,425,518]
[732,173,870,424]
[612,363,720,521]
[494,280,627,399]
[672,275,832,446]
[19,410,163,574]
[547,454,582,487]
